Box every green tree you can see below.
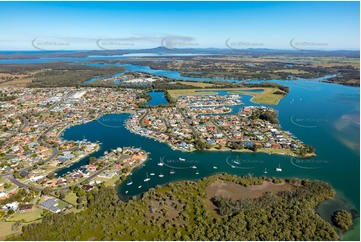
[332,210,353,231]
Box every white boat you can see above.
[233,161,240,164]
[275,163,282,172]
[213,166,217,169]
[191,166,197,169]
[126,181,133,185]
[170,170,175,174]
[157,162,164,166]
[179,158,186,161]
[159,173,164,178]
[125,191,128,194]
[138,185,142,189]
[144,173,150,182]
[264,168,268,174]
[195,170,199,175]
[231,165,235,168]
[150,173,155,176]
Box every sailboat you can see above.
[144,173,150,182]
[275,163,282,172]
[195,170,199,175]
[170,170,175,174]
[264,168,268,174]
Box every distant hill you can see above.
[0,47,359,59]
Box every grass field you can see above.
[10,206,43,222]
[97,173,121,187]
[229,87,285,105]
[177,81,215,88]
[168,87,286,105]
[0,221,20,240]
[63,192,78,206]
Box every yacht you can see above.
[144,173,150,182]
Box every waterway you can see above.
[57,77,360,240]
[2,56,359,239]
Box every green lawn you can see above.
[10,206,43,222]
[63,192,78,205]
[57,199,70,210]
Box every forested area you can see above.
[10,174,342,241]
[29,65,123,87]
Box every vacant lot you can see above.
[204,180,294,216]
[177,81,215,88]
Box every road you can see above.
[4,154,131,192]
[176,107,201,141]
[211,119,233,141]
[19,114,29,132]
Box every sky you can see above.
[0,1,359,51]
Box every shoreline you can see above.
[125,116,312,158]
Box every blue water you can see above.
[85,63,240,83]
[2,55,358,239]
[146,91,168,106]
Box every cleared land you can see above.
[204,180,294,217]
[177,81,215,88]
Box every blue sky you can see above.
[0,1,359,50]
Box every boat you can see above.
[144,173,150,182]
[191,166,197,169]
[138,185,142,189]
[179,157,186,161]
[170,170,175,174]
[264,168,268,174]
[126,180,133,185]
[275,163,282,172]
[150,173,155,176]
[159,173,164,178]
[233,161,240,164]
[213,166,217,169]
[195,170,199,175]
[125,191,128,194]
[157,162,164,166]
[231,165,235,168]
